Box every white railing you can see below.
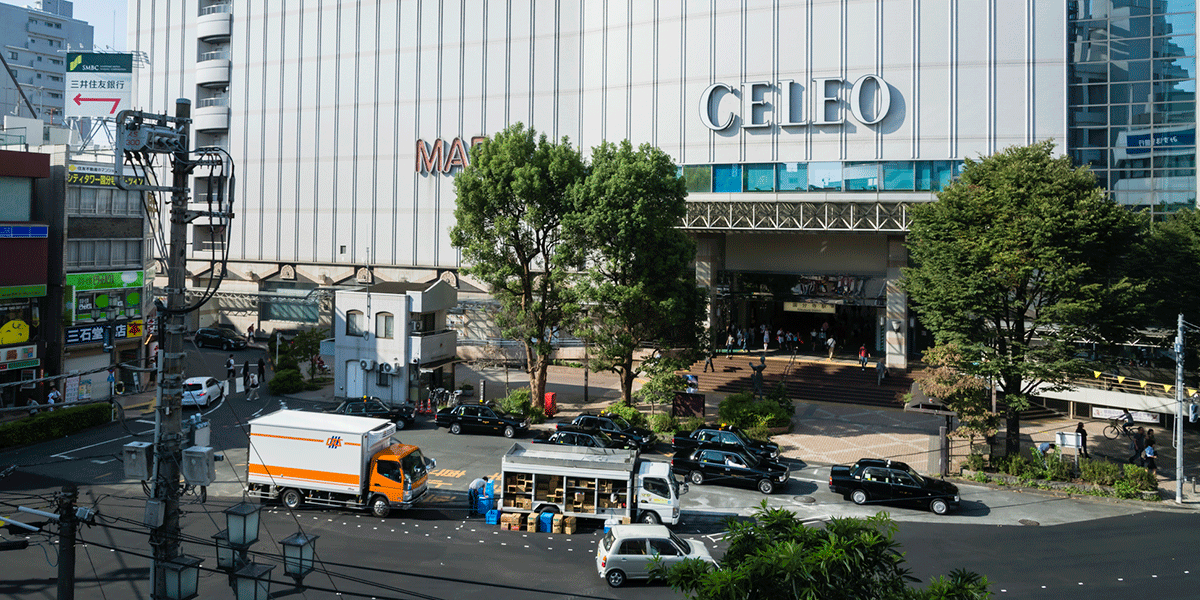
[200,3,232,16]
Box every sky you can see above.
[71,0,127,51]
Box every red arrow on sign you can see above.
[74,93,121,114]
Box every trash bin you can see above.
[544,392,557,418]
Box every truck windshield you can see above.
[667,471,681,498]
[400,449,429,483]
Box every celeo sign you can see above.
[699,75,892,131]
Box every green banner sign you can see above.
[67,53,133,73]
[0,285,47,300]
[65,271,144,292]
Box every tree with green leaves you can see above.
[1127,208,1200,375]
[450,123,587,409]
[564,140,705,404]
[652,502,992,600]
[911,344,999,444]
[902,141,1144,456]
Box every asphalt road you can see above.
[2,344,1196,598]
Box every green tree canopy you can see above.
[565,140,704,404]
[450,123,587,408]
[902,141,1143,455]
[652,502,991,600]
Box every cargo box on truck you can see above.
[499,442,686,525]
[245,409,434,517]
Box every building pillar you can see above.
[886,236,908,370]
[694,234,725,339]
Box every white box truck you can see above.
[499,442,686,525]
[246,410,434,518]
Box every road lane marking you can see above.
[51,434,134,459]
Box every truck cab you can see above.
[368,443,434,517]
[633,461,686,524]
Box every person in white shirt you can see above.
[47,385,61,411]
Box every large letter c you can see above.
[699,82,735,131]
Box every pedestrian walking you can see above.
[1076,422,1089,458]
[858,345,869,370]
[247,323,255,342]
[226,354,236,381]
[1145,428,1156,449]
[242,360,251,392]
[876,358,886,385]
[810,328,819,352]
[258,357,267,382]
[46,385,60,412]
[703,350,714,373]
[246,373,260,402]
[725,333,735,356]
[826,336,837,360]
[1129,427,1146,465]
[1142,440,1158,478]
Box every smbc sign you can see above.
[699,75,892,131]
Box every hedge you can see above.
[0,402,112,450]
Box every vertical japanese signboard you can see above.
[64,53,133,118]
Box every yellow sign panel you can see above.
[783,302,836,314]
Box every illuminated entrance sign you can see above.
[416,136,488,175]
[699,75,893,131]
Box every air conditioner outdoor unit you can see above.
[360,359,375,371]
[378,362,392,373]
[394,362,404,373]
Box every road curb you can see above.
[945,474,1196,513]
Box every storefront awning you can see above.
[418,356,461,373]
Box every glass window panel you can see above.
[66,187,79,212]
[1154,34,1195,58]
[915,162,934,191]
[1073,39,1109,62]
[1109,104,1130,124]
[1113,60,1153,82]
[129,240,142,265]
[111,240,126,264]
[1113,16,1152,37]
[843,162,878,191]
[808,162,842,191]
[682,165,712,193]
[1154,56,1196,79]
[1071,20,1106,41]
[931,161,959,191]
[881,161,914,190]
[1155,13,1196,35]
[1070,104,1107,127]
[1159,0,1196,13]
[96,240,110,265]
[713,164,742,193]
[80,240,95,265]
[744,163,774,191]
[95,188,112,214]
[79,187,96,212]
[776,163,807,191]
[376,313,394,339]
[346,311,364,336]
[66,241,78,267]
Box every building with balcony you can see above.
[0,0,94,125]
[131,2,1195,381]
[332,279,458,403]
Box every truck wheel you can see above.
[606,569,626,588]
[503,425,516,438]
[450,423,462,435]
[851,489,868,505]
[930,498,949,515]
[371,495,391,518]
[394,419,406,431]
[689,471,704,485]
[281,489,303,510]
[757,479,775,494]
[639,511,660,525]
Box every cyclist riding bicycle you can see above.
[1119,408,1135,435]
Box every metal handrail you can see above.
[198,49,230,62]
[200,3,232,16]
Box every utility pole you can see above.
[56,484,78,600]
[150,99,191,598]
[1175,313,1185,505]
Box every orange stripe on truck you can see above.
[248,463,361,486]
[249,432,361,446]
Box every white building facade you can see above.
[129,2,1194,369]
[333,279,457,403]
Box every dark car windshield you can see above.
[608,415,632,430]
[905,467,926,486]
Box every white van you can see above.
[595,524,715,588]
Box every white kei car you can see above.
[596,524,715,588]
[182,377,223,407]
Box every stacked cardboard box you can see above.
[551,514,564,534]
[527,512,540,532]
[563,515,577,535]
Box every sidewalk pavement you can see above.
[109,359,1200,509]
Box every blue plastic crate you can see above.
[485,509,500,525]
[539,512,554,531]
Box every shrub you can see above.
[1080,458,1122,486]
[1123,464,1157,491]
[996,454,1032,477]
[971,471,991,484]
[1029,448,1074,482]
[718,392,791,429]
[605,402,649,428]
[1112,479,1140,499]
[962,453,987,472]
[268,369,305,395]
[528,405,546,425]
[676,415,706,434]
[499,389,532,417]
[650,412,676,434]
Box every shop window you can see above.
[712,165,742,193]
[681,165,712,193]
[843,162,878,191]
[376,312,394,339]
[881,162,914,191]
[346,310,364,337]
[743,164,774,191]
[807,162,842,191]
[776,163,807,191]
